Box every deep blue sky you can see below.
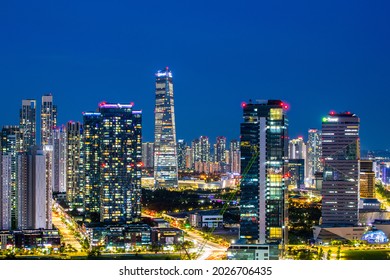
[1,1,390,150]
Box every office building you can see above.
[154,67,178,188]
[233,100,288,260]
[288,159,305,189]
[20,99,37,152]
[41,94,57,145]
[360,160,375,199]
[98,102,142,224]
[321,112,360,226]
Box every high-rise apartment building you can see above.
[199,136,210,163]
[66,121,84,210]
[307,129,322,184]
[214,136,226,163]
[191,139,201,167]
[185,146,193,170]
[235,100,288,259]
[83,112,102,223]
[177,139,186,171]
[230,139,241,174]
[53,126,67,193]
[98,102,142,224]
[142,142,154,169]
[41,94,57,145]
[1,126,22,229]
[288,137,306,188]
[154,67,178,188]
[17,146,52,229]
[288,137,306,160]
[20,99,36,152]
[43,144,54,227]
[0,153,11,230]
[321,112,360,226]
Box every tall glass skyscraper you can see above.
[236,100,288,259]
[154,67,178,188]
[321,112,360,226]
[99,102,142,224]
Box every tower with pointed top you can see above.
[154,67,178,188]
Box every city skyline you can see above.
[1,2,390,150]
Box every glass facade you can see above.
[239,100,288,250]
[321,112,360,226]
[154,67,178,188]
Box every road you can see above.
[142,212,227,260]
[52,210,85,253]
[184,229,227,260]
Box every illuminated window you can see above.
[269,227,282,239]
[270,108,283,120]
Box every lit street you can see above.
[184,229,227,260]
[52,209,86,256]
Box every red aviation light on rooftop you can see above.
[241,102,247,108]
[99,101,107,107]
[330,110,336,116]
[281,101,289,110]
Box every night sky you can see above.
[1,1,390,150]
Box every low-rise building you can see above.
[152,218,170,228]
[151,228,183,246]
[313,226,366,243]
[227,244,279,260]
[86,224,152,249]
[189,211,223,228]
[0,229,60,249]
